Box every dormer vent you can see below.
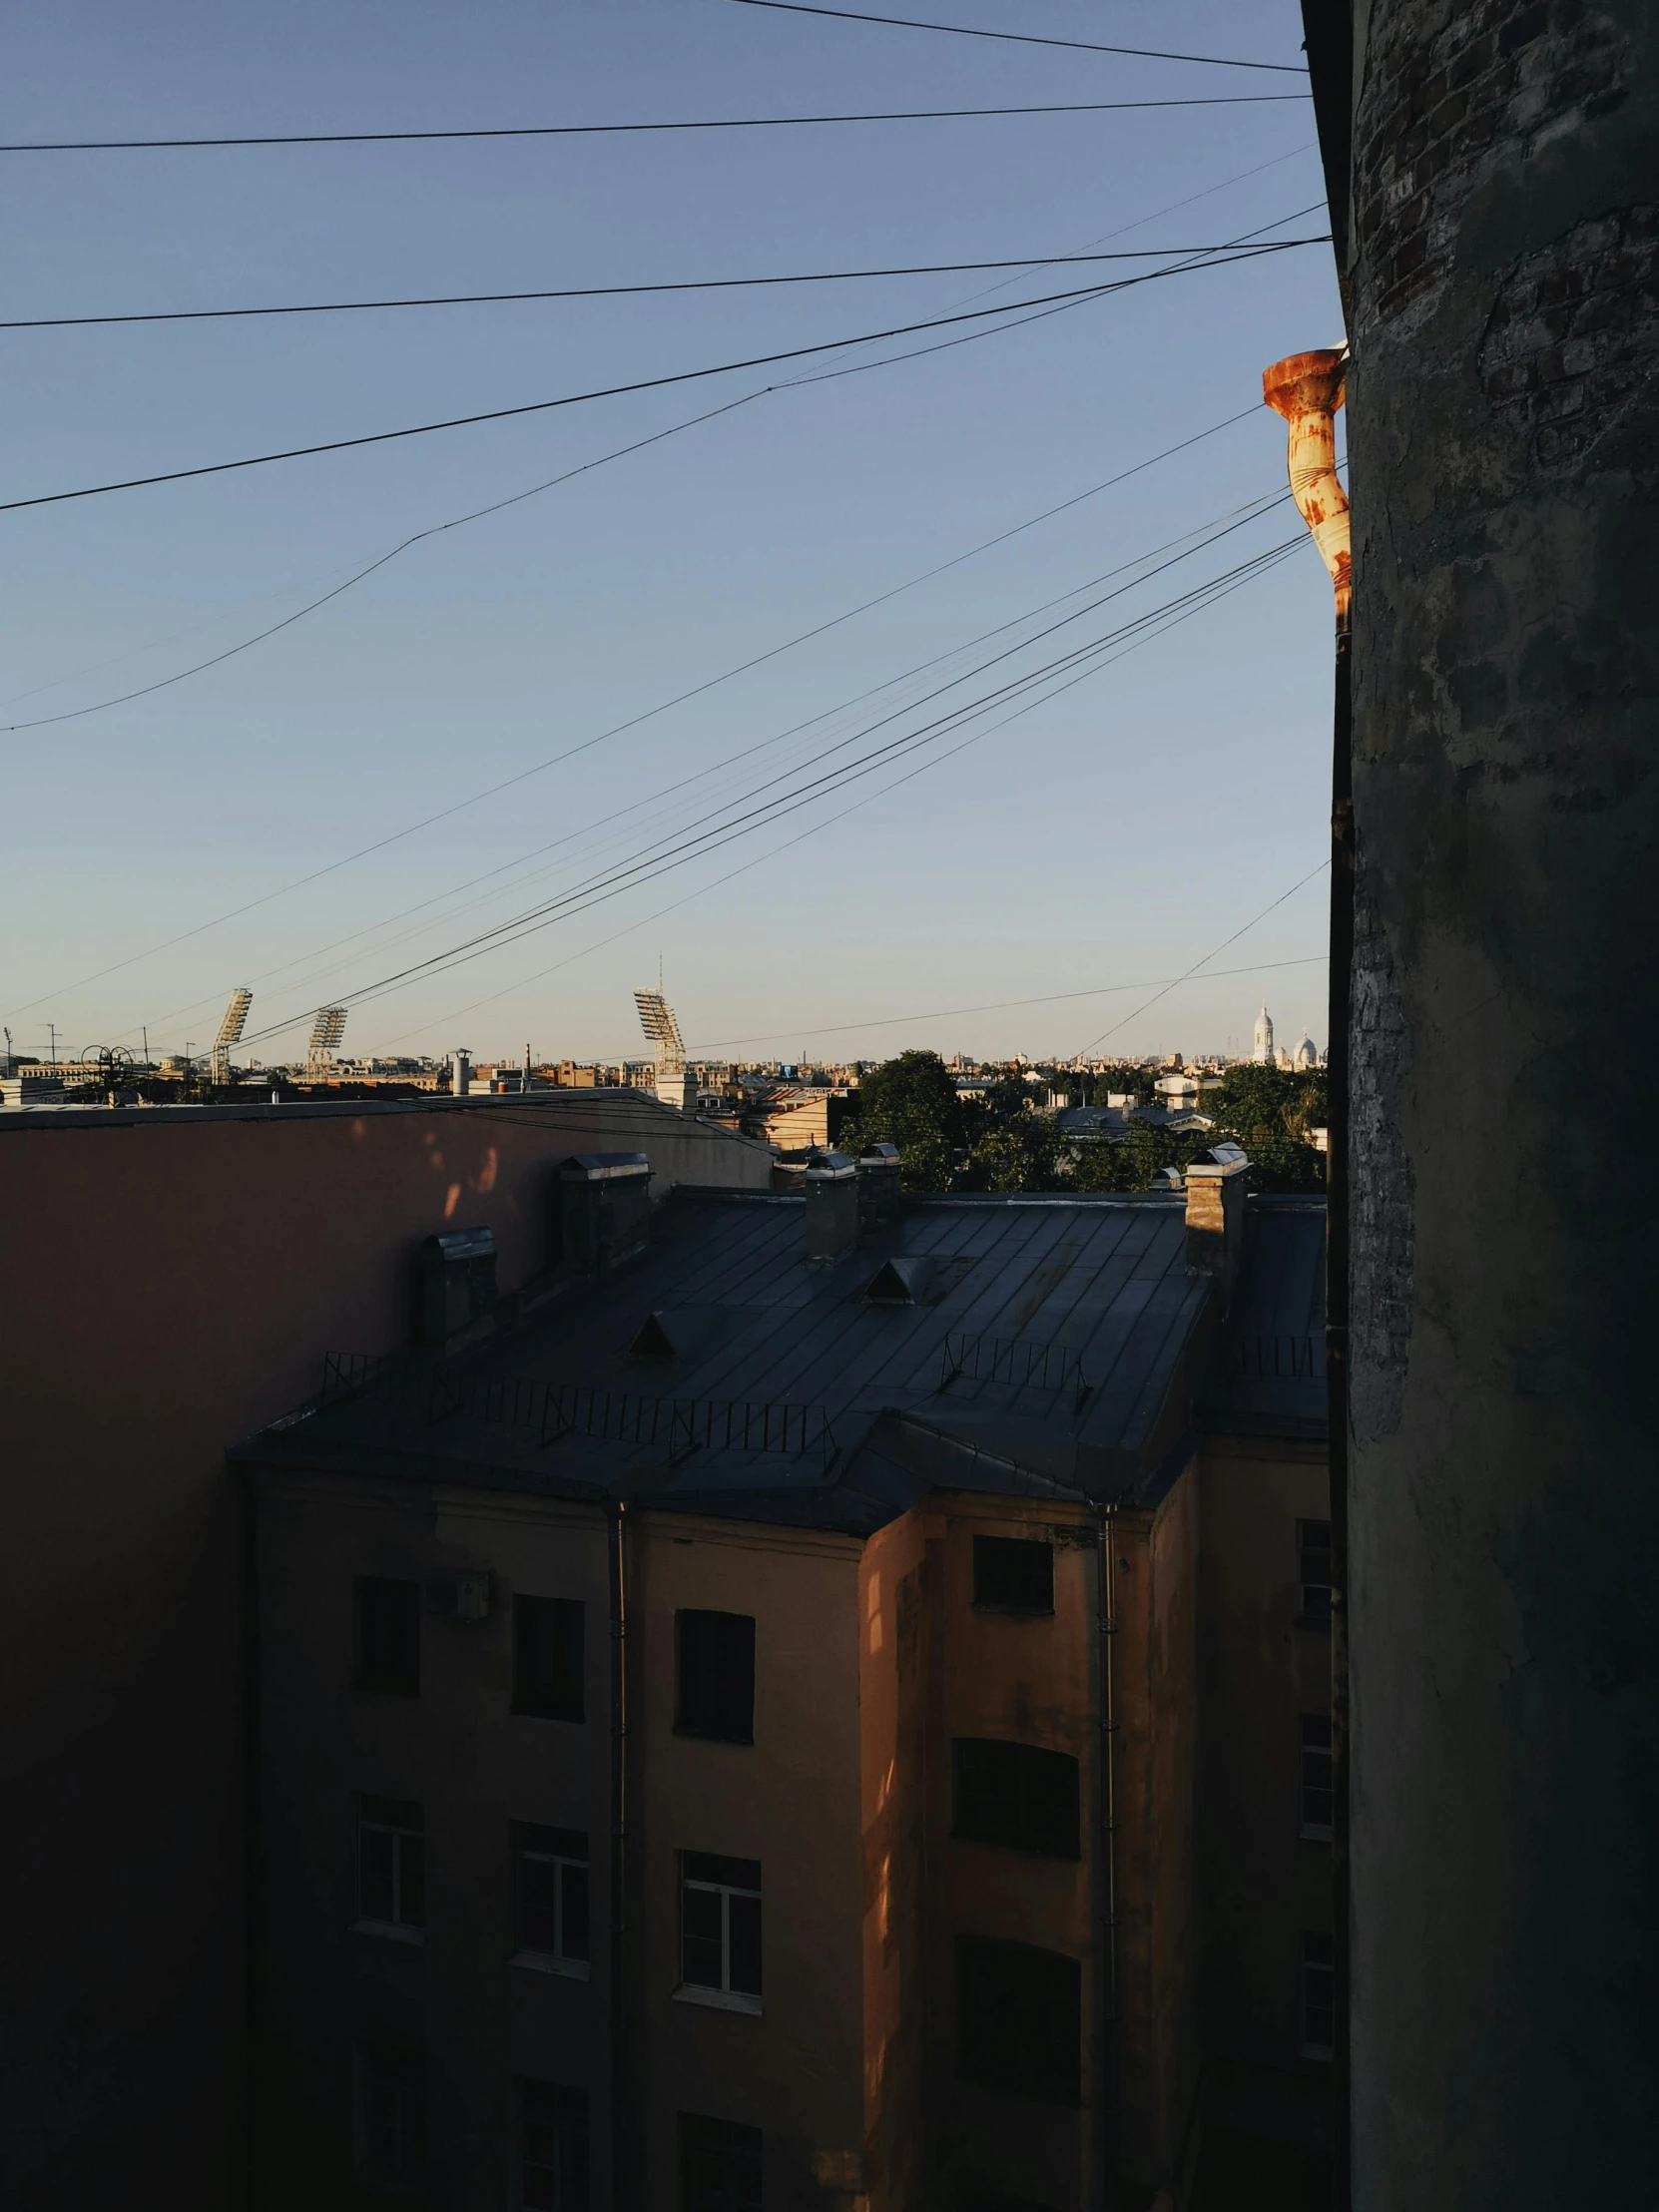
[558,1152,652,1276]
[862,1256,933,1307]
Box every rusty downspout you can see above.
[1263,346,1352,2212]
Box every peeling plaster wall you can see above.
[1346,1,1659,2202]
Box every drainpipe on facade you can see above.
[607,1502,631,2212]
[1263,347,1352,2212]
[1095,1505,1120,2208]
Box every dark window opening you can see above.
[972,1535,1053,1615]
[1297,1519,1332,1629]
[960,2193,1061,2212]
[676,1610,756,1743]
[680,1852,762,1999]
[356,2045,426,2182]
[514,1595,585,1722]
[956,1936,1081,2105]
[514,1824,590,1965]
[953,1738,1080,1859]
[1302,1932,1335,2056]
[680,2112,762,2212]
[520,2078,590,2211]
[1300,1714,1334,1838]
[355,1576,420,1695]
[357,1796,424,1933]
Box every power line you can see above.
[0,92,1309,155]
[141,488,1291,1028]
[383,542,1311,1047]
[231,535,1305,1048]
[1074,863,1333,1057]
[7,408,1270,1020]
[0,244,1308,331]
[688,955,1331,1053]
[188,495,1294,1028]
[0,242,1322,516]
[725,0,1308,74]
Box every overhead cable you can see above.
[0,92,1308,155]
[0,242,1324,517]
[725,0,1308,73]
[8,406,1270,1021]
[1,244,1309,330]
[379,542,1314,1047]
[230,535,1305,1047]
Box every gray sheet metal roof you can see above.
[240,1189,1218,1532]
[1196,1197,1328,1439]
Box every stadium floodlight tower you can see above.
[633,986,687,1109]
[305,1004,348,1080]
[208,986,254,1087]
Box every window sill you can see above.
[1301,1824,1334,1844]
[1300,2044,1335,2064]
[510,1708,586,1725]
[351,1919,424,1946]
[1294,1615,1332,1634]
[672,1725,754,1746]
[510,1948,590,1981]
[673,1983,763,2017]
[970,1605,1055,1621]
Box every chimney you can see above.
[855,1141,902,1234]
[1184,1148,1249,1309]
[558,1152,652,1276]
[804,1150,859,1263]
[418,1226,498,1352]
[450,1049,472,1097]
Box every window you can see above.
[676,1610,756,1743]
[355,1576,419,1695]
[1297,1520,1332,1629]
[953,1739,1080,1859]
[972,1535,1053,1615]
[679,2112,762,2212]
[960,2194,1060,2212]
[519,2078,589,2211]
[513,1824,589,1976]
[956,1936,1081,2105]
[357,1796,425,1938]
[679,1852,762,2010]
[513,1596,585,1722]
[356,2044,426,2183]
[1300,1714,1334,1840]
[1302,1932,1335,2057]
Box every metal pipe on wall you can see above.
[1263,347,1352,2212]
[1095,1505,1120,2206]
[607,1502,631,2212]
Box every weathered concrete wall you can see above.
[1347,1,1659,2199]
[0,1093,767,2204]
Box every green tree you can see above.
[849,1050,965,1190]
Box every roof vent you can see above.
[856,1142,902,1231]
[862,1255,933,1307]
[558,1152,652,1276]
[629,1306,722,1362]
[418,1226,498,1353]
[805,1150,859,1263]
[1209,1141,1247,1165]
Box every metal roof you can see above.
[241,1189,1328,1528]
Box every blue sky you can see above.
[0,0,1342,1069]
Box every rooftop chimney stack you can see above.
[804,1150,859,1263]
[1184,1148,1249,1310]
[855,1142,902,1234]
[450,1050,472,1098]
